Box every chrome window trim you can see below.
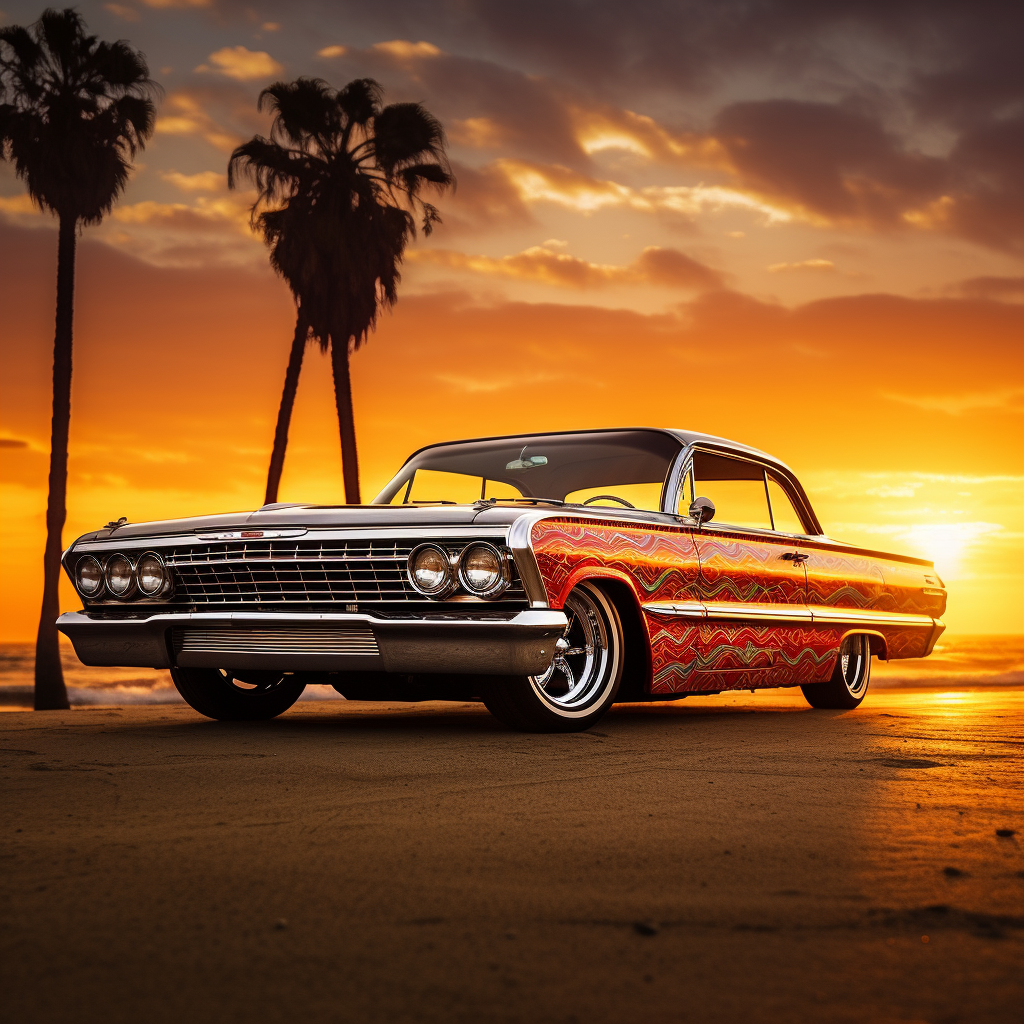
[669,443,825,537]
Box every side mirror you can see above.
[689,496,716,528]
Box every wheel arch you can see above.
[844,629,888,660]
[577,576,652,702]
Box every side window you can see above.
[692,452,772,531]
[766,475,807,534]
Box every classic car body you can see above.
[57,428,946,730]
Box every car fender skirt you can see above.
[56,609,567,676]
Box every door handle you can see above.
[781,552,809,563]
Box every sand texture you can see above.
[2,688,1022,1023]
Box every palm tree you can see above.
[229,77,453,505]
[0,9,157,710]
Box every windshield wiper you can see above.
[473,497,566,509]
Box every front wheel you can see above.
[800,634,871,709]
[171,667,306,721]
[482,583,624,732]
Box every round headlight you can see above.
[458,543,508,598]
[105,553,135,597]
[75,556,104,597]
[136,552,168,597]
[407,544,455,597]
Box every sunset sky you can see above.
[1,0,1021,640]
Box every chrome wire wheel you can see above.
[838,635,870,698]
[482,582,625,732]
[800,633,872,710]
[528,584,620,717]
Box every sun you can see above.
[903,523,999,579]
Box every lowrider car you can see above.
[57,428,946,731]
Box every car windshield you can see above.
[373,430,682,511]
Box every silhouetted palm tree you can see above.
[0,9,157,710]
[229,77,453,505]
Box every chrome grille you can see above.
[164,538,522,605]
[174,626,379,656]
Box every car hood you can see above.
[72,502,540,544]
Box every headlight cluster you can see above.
[407,542,510,600]
[74,552,172,600]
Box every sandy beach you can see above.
[2,686,1021,1022]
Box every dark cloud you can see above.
[433,161,536,235]
[713,99,947,226]
[288,1,1022,117]
[632,247,723,290]
[947,276,1024,302]
[946,114,1024,253]
[330,44,586,166]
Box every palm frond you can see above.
[0,7,157,222]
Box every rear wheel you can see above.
[483,583,624,732]
[170,667,306,721]
[800,634,871,709]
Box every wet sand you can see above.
[2,688,1022,1023]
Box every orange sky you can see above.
[1,1,1022,640]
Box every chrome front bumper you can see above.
[56,609,567,676]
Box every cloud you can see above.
[713,100,948,228]
[432,160,535,235]
[947,276,1024,301]
[495,159,792,223]
[944,114,1024,252]
[347,43,586,165]
[413,242,724,291]
[273,3,1022,253]
[882,389,1024,416]
[199,46,284,82]
[571,105,728,170]
[0,194,43,220]
[317,45,348,58]
[370,40,441,60]
[103,3,140,21]
[0,438,29,449]
[140,0,210,7]
[154,86,264,152]
[112,197,249,231]
[768,259,836,274]
[160,170,225,192]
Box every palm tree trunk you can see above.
[34,214,76,711]
[330,338,361,504]
[264,312,307,506]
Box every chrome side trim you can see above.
[507,512,553,608]
[642,600,936,629]
[808,606,935,628]
[705,601,813,622]
[642,601,705,619]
